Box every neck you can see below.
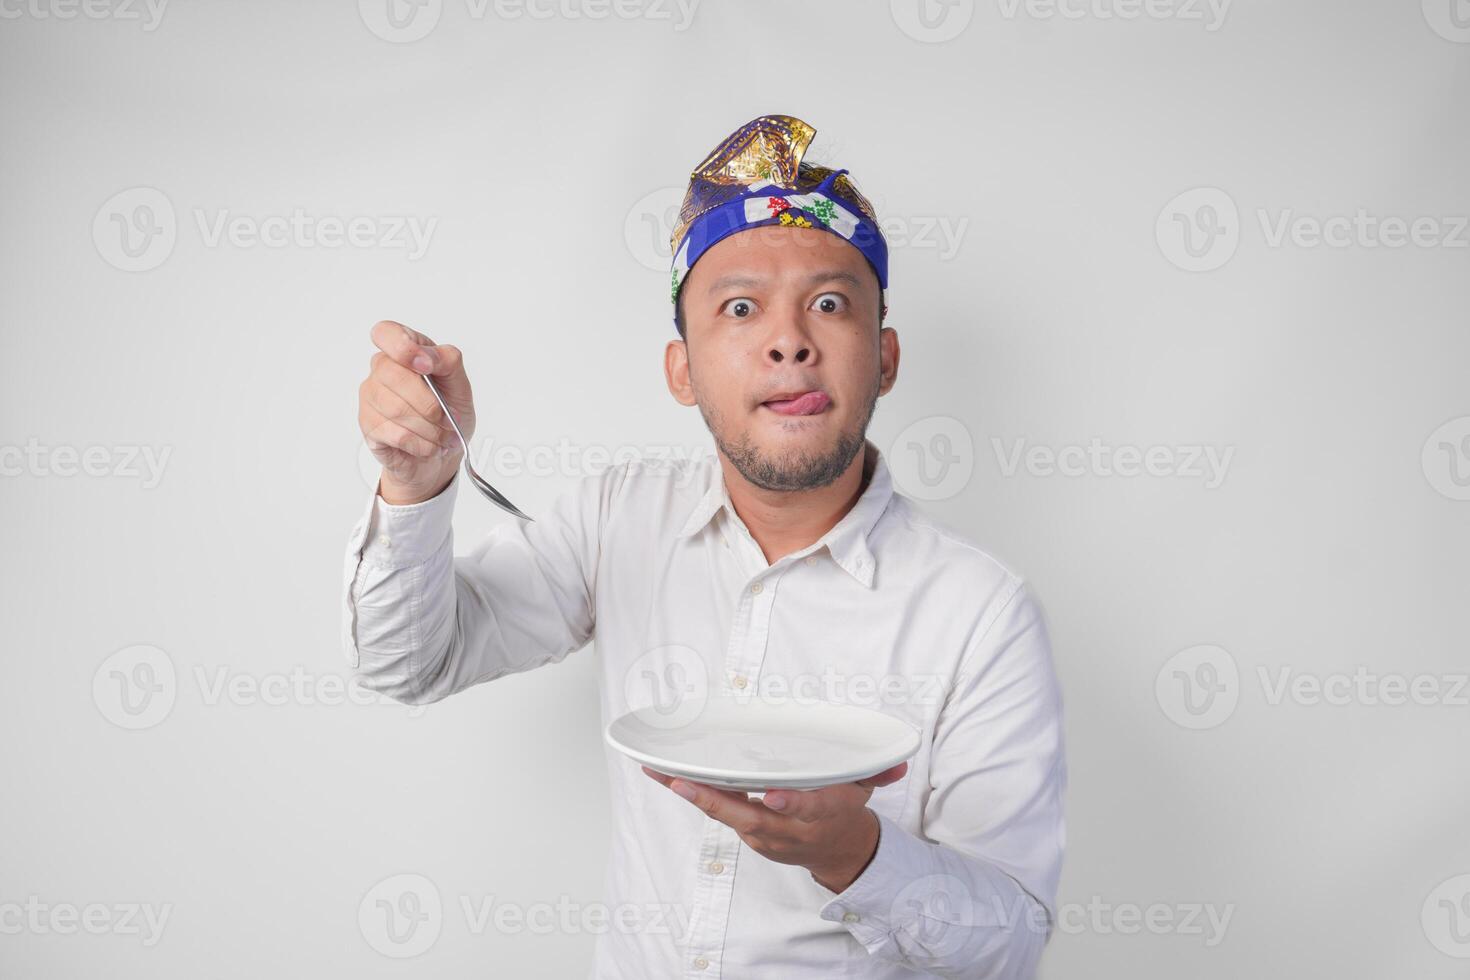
[719,441,874,565]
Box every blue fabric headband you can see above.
[669,115,889,329]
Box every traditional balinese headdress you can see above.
[669,114,888,328]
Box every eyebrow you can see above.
[703,269,863,295]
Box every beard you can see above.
[693,370,881,492]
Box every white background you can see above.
[2,0,1467,976]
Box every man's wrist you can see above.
[809,808,880,893]
[378,470,454,506]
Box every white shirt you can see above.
[342,439,1066,978]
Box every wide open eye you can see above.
[721,297,757,318]
[811,292,847,314]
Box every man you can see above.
[345,114,1065,978]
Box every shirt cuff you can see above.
[816,809,927,952]
[358,472,460,570]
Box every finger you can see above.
[362,410,455,460]
[763,762,908,821]
[364,372,453,443]
[370,320,468,385]
[642,766,674,786]
[369,353,457,426]
[761,783,868,823]
[666,778,772,835]
[371,319,438,372]
[855,761,909,789]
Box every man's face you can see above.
[664,225,899,492]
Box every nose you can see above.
[765,318,816,365]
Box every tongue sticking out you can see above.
[763,391,830,416]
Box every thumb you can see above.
[415,342,467,386]
[417,343,474,432]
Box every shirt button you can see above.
[842,911,860,924]
[805,555,816,566]
[750,582,763,595]
[709,861,724,874]
[377,535,391,548]
[731,675,748,690]
[693,956,710,969]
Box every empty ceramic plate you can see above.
[605,696,921,791]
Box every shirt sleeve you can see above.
[341,464,627,705]
[817,580,1066,979]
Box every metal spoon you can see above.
[421,373,533,522]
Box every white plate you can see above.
[605,696,921,791]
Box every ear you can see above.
[664,338,698,406]
[877,326,900,397]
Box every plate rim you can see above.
[603,698,922,787]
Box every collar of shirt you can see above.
[674,438,894,588]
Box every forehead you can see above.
[690,225,873,290]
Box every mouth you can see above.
[760,390,831,417]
